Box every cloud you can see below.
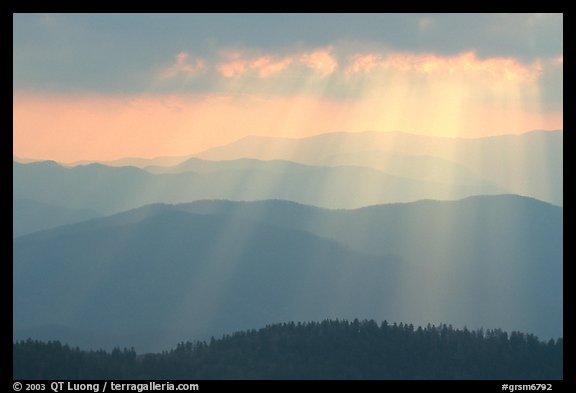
[217,59,247,78]
[162,51,206,78]
[251,57,294,77]
[346,54,382,74]
[161,47,550,89]
[214,47,339,80]
[299,47,338,77]
[13,14,562,93]
[216,55,294,78]
[213,48,342,80]
[345,51,542,82]
[148,46,561,119]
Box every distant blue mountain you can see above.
[13,195,562,352]
[13,158,505,214]
[144,155,488,187]
[13,198,101,237]
[194,130,563,206]
[14,208,401,352]
[158,194,564,339]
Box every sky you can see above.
[13,13,563,163]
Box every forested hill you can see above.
[13,319,562,380]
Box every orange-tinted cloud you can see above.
[217,60,247,78]
[217,55,293,78]
[216,47,337,79]
[346,51,541,82]
[347,54,381,74]
[162,51,206,78]
[299,47,338,77]
[251,56,294,77]
[164,48,551,87]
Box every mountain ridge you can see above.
[14,158,506,214]
[14,195,562,351]
[191,130,562,206]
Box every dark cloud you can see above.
[13,13,562,93]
